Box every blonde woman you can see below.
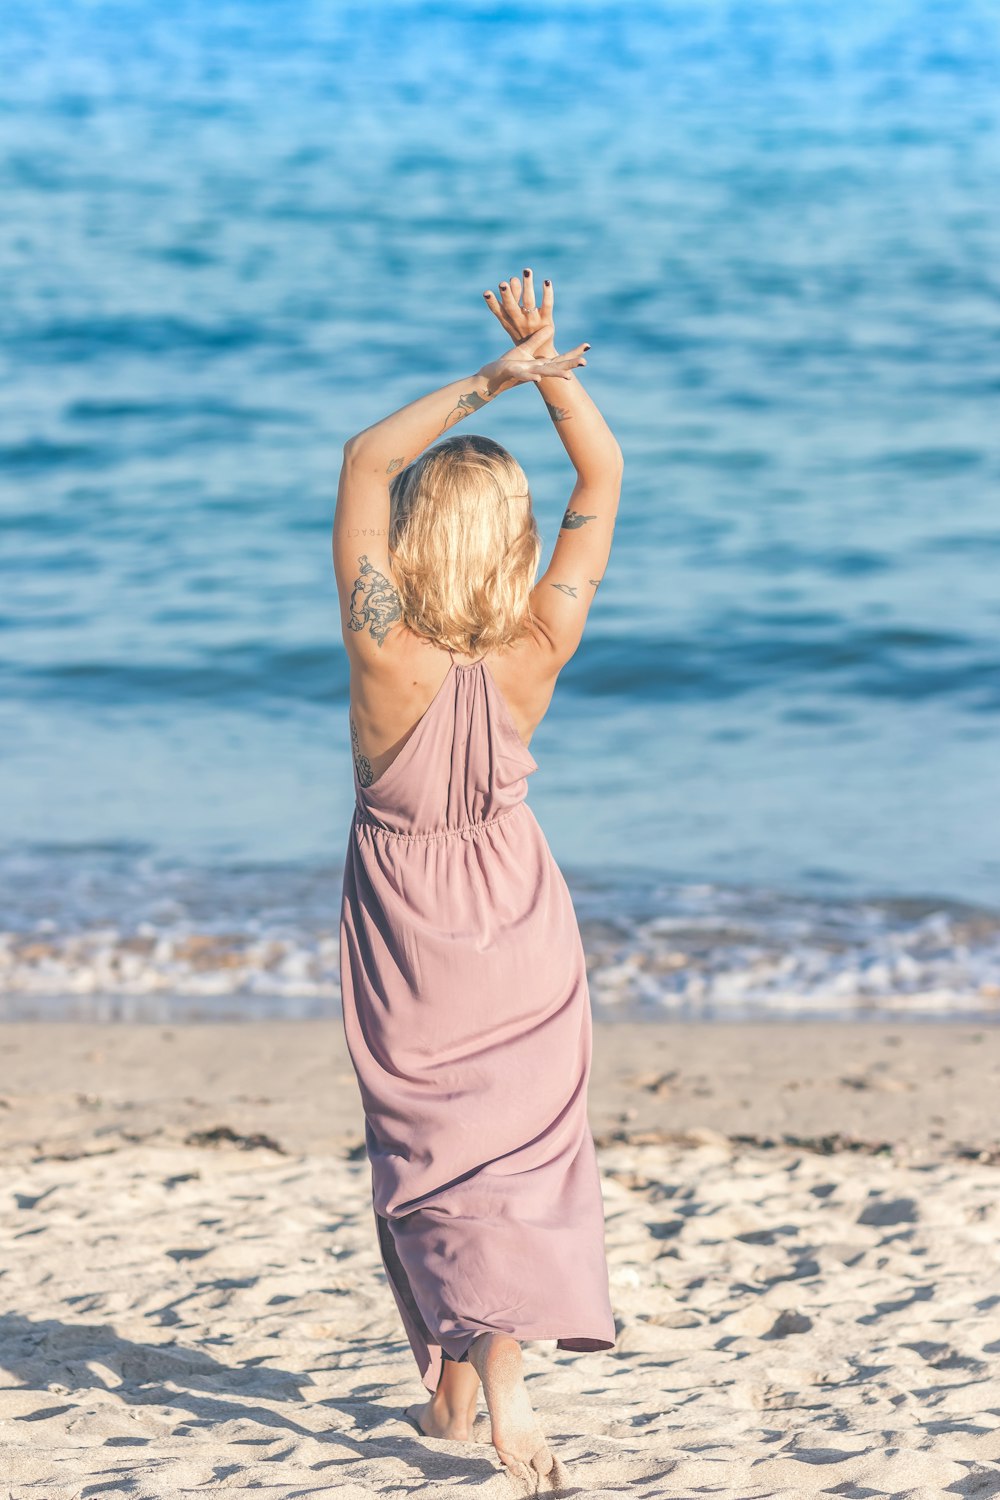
[335,270,624,1485]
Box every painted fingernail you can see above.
[584,344,592,350]
[544,279,551,286]
[500,282,508,289]
[524,268,531,275]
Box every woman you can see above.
[335,270,624,1486]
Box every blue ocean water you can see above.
[2,0,999,1018]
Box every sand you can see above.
[1,1019,999,1497]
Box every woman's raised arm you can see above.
[484,271,624,665]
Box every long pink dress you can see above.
[338,653,616,1393]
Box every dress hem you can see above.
[430,1330,615,1392]
[445,1332,616,1362]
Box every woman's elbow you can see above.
[342,435,372,469]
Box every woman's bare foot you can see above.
[467,1332,555,1485]
[404,1354,481,1441]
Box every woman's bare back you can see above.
[348,625,559,789]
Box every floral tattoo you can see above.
[348,554,402,647]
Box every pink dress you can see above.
[338,653,616,1393]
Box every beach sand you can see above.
[1,1019,999,1497]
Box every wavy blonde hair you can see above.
[388,434,542,656]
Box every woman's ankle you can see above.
[430,1388,476,1418]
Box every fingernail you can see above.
[524,268,530,275]
[500,282,508,289]
[544,279,551,286]
[584,344,592,350]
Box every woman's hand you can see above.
[483,269,558,357]
[476,327,589,397]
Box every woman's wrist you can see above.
[474,365,512,400]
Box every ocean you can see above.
[2,0,999,1019]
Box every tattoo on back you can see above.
[350,714,374,786]
[348,554,402,647]
[441,387,488,433]
[544,400,570,423]
[560,508,597,530]
[551,582,578,598]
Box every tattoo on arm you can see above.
[589,577,602,587]
[350,713,374,786]
[544,400,570,423]
[346,526,388,538]
[551,582,578,598]
[440,387,489,433]
[560,509,598,530]
[386,457,404,475]
[347,554,403,647]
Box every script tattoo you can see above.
[551,582,578,598]
[386,457,404,475]
[560,508,597,530]
[440,387,489,433]
[544,400,570,423]
[345,526,387,538]
[348,554,402,646]
[350,713,374,787]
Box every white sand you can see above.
[1,1020,999,1497]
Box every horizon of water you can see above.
[2,1,999,1020]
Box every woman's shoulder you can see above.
[479,630,563,748]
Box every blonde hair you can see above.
[388,434,542,656]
